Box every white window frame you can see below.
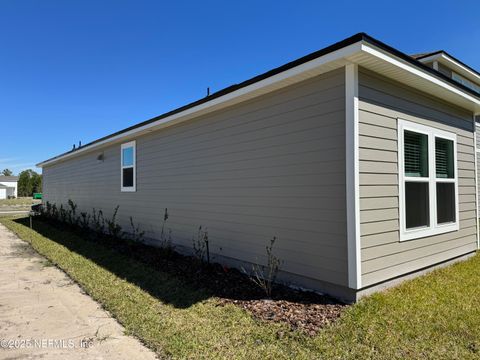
[121,140,136,192]
[398,119,459,241]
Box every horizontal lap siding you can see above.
[358,68,477,287]
[43,68,348,287]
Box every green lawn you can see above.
[0,197,40,206]
[1,216,479,359]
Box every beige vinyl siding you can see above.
[358,67,477,287]
[476,122,480,210]
[43,68,348,288]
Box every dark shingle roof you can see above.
[410,51,443,60]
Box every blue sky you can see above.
[1,0,479,175]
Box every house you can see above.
[37,33,480,302]
[0,176,18,199]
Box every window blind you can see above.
[435,137,454,178]
[404,130,428,177]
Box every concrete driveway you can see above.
[0,223,157,359]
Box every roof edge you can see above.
[415,50,480,80]
[38,32,366,167]
[38,32,480,168]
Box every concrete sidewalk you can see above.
[0,223,157,359]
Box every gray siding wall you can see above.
[358,67,477,287]
[43,68,349,289]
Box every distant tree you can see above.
[31,173,42,194]
[18,169,41,197]
[1,169,13,176]
[18,171,32,197]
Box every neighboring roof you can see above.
[410,51,442,60]
[38,32,480,168]
[0,184,7,188]
[413,50,480,83]
[0,176,18,182]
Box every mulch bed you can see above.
[218,298,344,336]
[33,217,348,335]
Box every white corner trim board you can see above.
[345,63,361,289]
[475,115,480,249]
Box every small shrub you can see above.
[247,236,283,298]
[128,216,145,243]
[192,225,210,264]
[92,208,105,235]
[67,199,79,226]
[79,212,91,231]
[105,205,122,240]
[51,204,58,221]
[159,208,174,252]
[59,204,67,224]
[45,201,52,219]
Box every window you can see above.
[121,141,136,192]
[398,119,458,241]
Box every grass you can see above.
[0,197,40,206]
[1,216,480,359]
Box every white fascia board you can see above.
[361,44,480,107]
[37,42,363,168]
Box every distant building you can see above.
[0,176,18,199]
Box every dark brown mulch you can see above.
[32,217,348,335]
[218,298,345,336]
